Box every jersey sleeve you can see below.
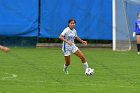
[61,28,67,36]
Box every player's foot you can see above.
[137,52,140,55]
[63,69,69,74]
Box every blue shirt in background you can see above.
[135,19,140,34]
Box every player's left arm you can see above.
[75,36,87,46]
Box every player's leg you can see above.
[64,55,70,70]
[63,56,70,74]
[74,49,88,71]
[63,48,71,74]
[74,49,86,63]
[62,45,71,74]
[136,35,140,54]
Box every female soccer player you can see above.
[0,45,10,53]
[59,19,92,74]
[133,13,140,54]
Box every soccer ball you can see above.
[85,68,94,76]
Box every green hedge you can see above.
[38,38,112,44]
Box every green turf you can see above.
[0,48,140,93]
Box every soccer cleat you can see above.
[63,69,69,74]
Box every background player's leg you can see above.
[136,35,140,54]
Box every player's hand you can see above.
[133,32,136,37]
[82,41,87,46]
[67,41,72,46]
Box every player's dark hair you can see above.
[67,19,76,27]
[68,19,76,24]
[137,12,140,16]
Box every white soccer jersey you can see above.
[61,27,77,44]
[61,27,78,56]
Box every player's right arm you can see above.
[59,35,72,45]
[59,29,72,45]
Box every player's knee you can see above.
[66,63,70,66]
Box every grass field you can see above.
[0,48,140,93]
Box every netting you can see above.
[124,0,140,50]
[0,37,37,47]
[113,0,140,51]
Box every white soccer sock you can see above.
[64,64,68,71]
[83,62,88,71]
